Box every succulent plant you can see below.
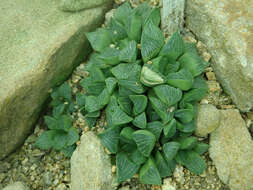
[79,1,210,185]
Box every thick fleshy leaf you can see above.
[193,143,209,155]
[44,116,58,130]
[141,20,164,62]
[86,111,100,118]
[127,12,142,42]
[118,85,135,97]
[133,2,152,25]
[85,96,101,113]
[119,40,137,63]
[62,144,76,157]
[146,121,163,140]
[176,137,198,150]
[105,77,117,94]
[118,79,145,94]
[76,93,86,108]
[153,85,182,106]
[106,96,118,126]
[159,31,184,60]
[120,127,135,144]
[130,149,147,165]
[140,65,165,87]
[120,141,137,153]
[155,151,176,177]
[80,78,105,96]
[34,131,53,150]
[116,152,140,183]
[52,104,66,118]
[149,96,172,124]
[182,76,208,103]
[86,28,111,52]
[176,120,196,133]
[109,18,127,42]
[139,157,162,185]
[117,96,132,115]
[175,108,194,123]
[132,130,156,157]
[175,150,206,175]
[114,1,132,25]
[66,127,79,146]
[143,8,160,27]
[98,126,121,153]
[111,62,141,80]
[165,61,181,75]
[98,88,111,108]
[163,118,177,136]
[167,69,194,91]
[112,107,133,126]
[129,95,148,116]
[132,112,147,129]
[179,52,209,77]
[99,47,120,65]
[163,142,180,160]
[52,131,68,150]
[84,116,97,128]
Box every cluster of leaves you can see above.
[35,83,79,157]
[78,1,210,185]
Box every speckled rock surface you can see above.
[71,131,114,190]
[59,0,112,12]
[186,0,253,111]
[3,182,29,190]
[0,0,112,160]
[161,0,185,34]
[195,104,221,137]
[209,109,253,190]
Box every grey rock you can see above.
[3,182,29,190]
[161,0,185,34]
[195,104,221,137]
[0,0,112,160]
[209,109,253,190]
[43,172,53,186]
[59,0,112,12]
[186,0,253,111]
[71,131,113,190]
[162,178,177,190]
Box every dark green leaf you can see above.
[57,82,72,101]
[141,20,164,62]
[176,137,198,150]
[34,131,53,150]
[139,157,162,185]
[175,108,194,123]
[44,116,58,130]
[132,112,147,129]
[146,121,163,140]
[52,104,66,117]
[153,85,182,106]
[116,152,140,183]
[159,31,184,60]
[118,79,145,94]
[111,62,141,80]
[127,12,142,42]
[98,126,121,153]
[109,18,127,42]
[86,111,100,118]
[86,28,111,52]
[84,116,97,128]
[76,93,86,108]
[143,8,160,27]
[117,96,132,115]
[133,130,156,157]
[167,69,194,91]
[99,47,120,65]
[175,150,206,175]
[130,149,147,165]
[52,131,68,150]
[164,118,177,136]
[62,144,76,157]
[176,120,196,133]
[155,151,176,177]
[149,96,172,124]
[85,96,101,113]
[129,95,147,116]
[112,107,133,126]
[193,143,209,155]
[105,77,117,94]
[98,88,111,108]
[114,2,132,25]
[163,142,180,160]
[67,127,79,146]
[119,40,137,63]
[120,127,135,144]
[80,78,105,96]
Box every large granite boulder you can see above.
[186,0,253,111]
[209,109,253,190]
[0,0,112,160]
